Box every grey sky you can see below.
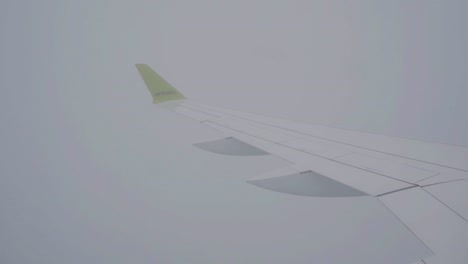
[1,0,468,263]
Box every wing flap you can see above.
[379,187,468,264]
[424,180,468,221]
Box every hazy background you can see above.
[1,0,468,263]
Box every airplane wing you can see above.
[136,64,468,264]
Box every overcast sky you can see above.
[1,1,468,263]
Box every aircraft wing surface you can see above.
[136,64,468,264]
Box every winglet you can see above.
[136,64,186,104]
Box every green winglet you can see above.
[136,64,186,104]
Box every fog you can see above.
[1,1,467,263]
